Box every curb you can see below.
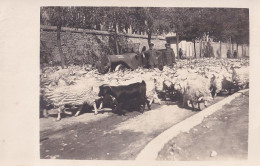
[135,89,249,160]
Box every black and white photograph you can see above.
[1,0,260,166]
[40,7,250,160]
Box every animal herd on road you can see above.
[40,58,249,121]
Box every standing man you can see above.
[163,43,176,68]
[227,49,231,58]
[141,46,148,68]
[233,50,238,58]
[179,48,183,59]
[145,43,158,69]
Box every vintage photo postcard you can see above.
[1,0,260,166]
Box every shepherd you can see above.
[145,43,158,69]
[163,43,176,68]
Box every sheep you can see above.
[42,76,103,121]
[174,75,212,111]
[40,58,249,119]
[231,66,249,90]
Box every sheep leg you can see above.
[156,95,162,105]
[74,103,85,117]
[75,110,81,117]
[153,93,162,105]
[57,107,62,121]
[146,98,151,110]
[182,95,187,108]
[182,100,186,108]
[93,102,98,115]
[190,101,195,111]
[43,109,48,118]
[162,92,167,101]
[149,97,154,106]
[98,102,103,110]
[75,104,82,117]
[198,102,201,111]
[204,100,208,108]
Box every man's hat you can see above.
[149,43,154,46]
[165,43,170,47]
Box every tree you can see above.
[140,8,171,45]
[200,8,249,57]
[41,7,71,68]
[165,8,249,58]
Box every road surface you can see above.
[40,96,225,160]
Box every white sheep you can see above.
[174,75,212,111]
[231,66,249,89]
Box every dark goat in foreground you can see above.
[98,81,151,115]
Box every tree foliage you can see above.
[41,7,249,44]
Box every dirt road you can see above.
[157,91,249,161]
[40,96,225,160]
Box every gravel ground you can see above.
[157,90,249,161]
[40,104,195,160]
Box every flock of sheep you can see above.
[40,58,249,120]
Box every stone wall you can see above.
[40,25,249,67]
[40,26,166,67]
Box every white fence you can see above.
[170,41,249,58]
